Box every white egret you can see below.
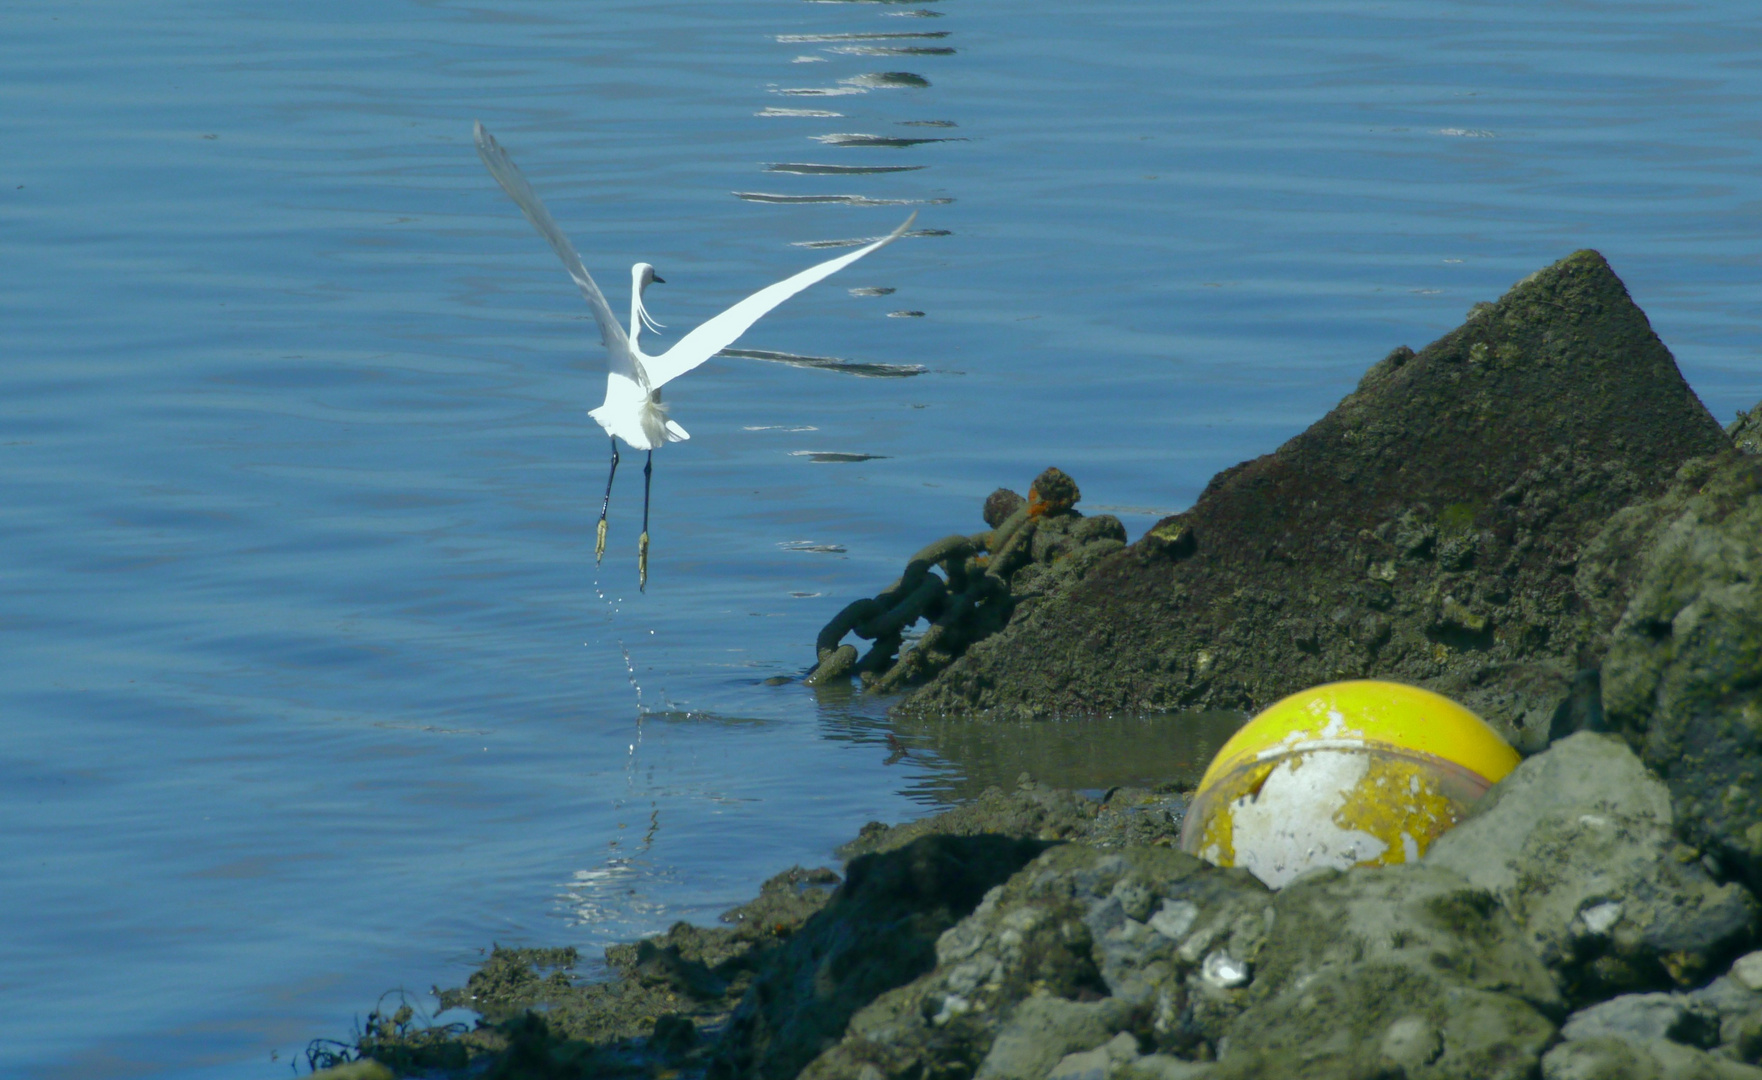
[473,121,917,590]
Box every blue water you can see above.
[3,0,1759,1074]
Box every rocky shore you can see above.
[322,252,1762,1079]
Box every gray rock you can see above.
[1379,1015,1443,1071]
[1571,456,1725,660]
[804,846,1567,1080]
[1602,453,1762,894]
[1731,401,1762,456]
[716,833,1054,1080]
[1560,992,1718,1047]
[1101,1031,1141,1063]
[1207,864,1559,1079]
[978,996,1128,1080]
[1046,1047,1110,1080]
[838,779,1106,859]
[1116,1056,1215,1080]
[1425,732,1759,997]
[1543,1035,1762,1079]
[1689,975,1762,1059]
[800,846,1266,1080]
[1045,1033,1142,1080]
[1734,953,1762,992]
[1451,658,1579,755]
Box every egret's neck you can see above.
[629,269,650,354]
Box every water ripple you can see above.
[732,191,924,205]
[776,31,950,42]
[720,348,926,378]
[757,106,844,117]
[826,45,956,56]
[763,161,925,174]
[812,132,964,147]
[791,227,949,248]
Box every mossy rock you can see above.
[902,250,1730,729]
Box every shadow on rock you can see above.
[712,833,1057,1080]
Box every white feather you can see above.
[475,121,915,451]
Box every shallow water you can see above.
[3,0,1759,1074]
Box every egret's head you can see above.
[630,263,666,336]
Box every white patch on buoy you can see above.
[1229,749,1388,888]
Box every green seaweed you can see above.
[305,991,472,1075]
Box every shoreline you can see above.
[316,250,1762,1079]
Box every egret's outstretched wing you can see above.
[642,212,918,390]
[474,122,634,372]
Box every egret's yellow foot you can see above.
[638,531,650,591]
[595,517,608,564]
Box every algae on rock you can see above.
[1425,732,1759,1001]
[807,468,1127,693]
[713,833,1055,1080]
[899,251,1731,735]
[777,842,1569,1080]
[1600,453,1762,890]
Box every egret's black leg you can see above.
[638,451,653,591]
[596,438,619,565]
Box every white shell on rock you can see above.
[1580,901,1623,936]
[1201,950,1250,989]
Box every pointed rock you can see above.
[900,251,1730,728]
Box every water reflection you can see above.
[813,701,1247,809]
[790,451,889,463]
[759,0,956,347]
[841,72,932,89]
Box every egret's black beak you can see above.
[652,274,666,284]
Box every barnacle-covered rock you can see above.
[1426,732,1759,1000]
[987,488,1028,528]
[1600,453,1762,892]
[1029,467,1082,518]
[900,251,1731,725]
[808,470,1129,693]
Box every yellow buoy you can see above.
[1178,680,1519,888]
